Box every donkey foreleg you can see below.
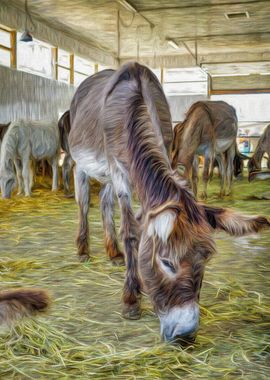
[112,169,141,319]
[225,145,235,196]
[74,168,90,262]
[50,156,59,191]
[100,183,124,266]
[21,154,31,197]
[118,192,141,319]
[14,159,23,195]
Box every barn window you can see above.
[0,26,16,68]
[163,67,208,95]
[74,55,95,87]
[150,68,161,83]
[55,48,73,84]
[17,32,53,78]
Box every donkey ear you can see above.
[147,203,181,242]
[203,205,270,236]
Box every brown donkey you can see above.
[69,63,269,343]
[172,101,238,198]
[248,124,270,181]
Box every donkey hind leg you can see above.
[100,183,125,266]
[21,149,31,197]
[49,156,58,191]
[191,156,199,199]
[14,159,23,195]
[62,153,73,194]
[201,152,212,200]
[29,160,35,190]
[216,153,226,197]
[112,168,141,319]
[225,145,235,196]
[74,168,90,262]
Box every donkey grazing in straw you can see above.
[69,63,270,343]
[172,101,238,198]
[0,120,60,198]
[58,111,74,194]
[248,124,270,182]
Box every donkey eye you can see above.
[161,259,176,274]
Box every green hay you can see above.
[0,174,269,379]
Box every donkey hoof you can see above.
[122,303,141,320]
[200,192,207,200]
[78,254,90,263]
[111,253,125,266]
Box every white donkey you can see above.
[0,120,60,198]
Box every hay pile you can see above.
[0,177,269,378]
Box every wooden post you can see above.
[10,31,16,69]
[70,53,74,84]
[161,67,164,86]
[52,47,58,80]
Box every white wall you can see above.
[0,65,74,123]
[167,94,208,123]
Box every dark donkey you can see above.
[172,101,238,198]
[248,124,270,181]
[58,111,74,193]
[69,63,270,343]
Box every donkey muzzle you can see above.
[159,303,199,345]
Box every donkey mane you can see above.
[105,65,204,226]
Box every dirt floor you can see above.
[0,174,269,379]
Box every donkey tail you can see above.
[58,111,71,153]
[0,288,50,326]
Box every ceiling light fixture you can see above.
[20,0,35,42]
[167,39,180,50]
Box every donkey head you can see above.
[0,161,16,198]
[138,200,270,344]
[234,152,249,178]
[248,157,261,174]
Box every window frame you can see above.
[54,47,74,84]
[0,25,16,68]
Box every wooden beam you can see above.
[210,88,270,95]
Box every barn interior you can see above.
[0,1,269,379]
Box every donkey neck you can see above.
[125,96,183,211]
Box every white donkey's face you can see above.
[1,172,16,198]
